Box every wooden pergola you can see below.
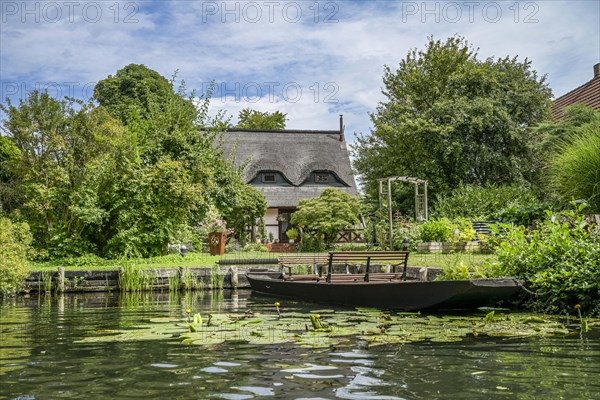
[378,176,428,249]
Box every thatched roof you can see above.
[220,129,358,207]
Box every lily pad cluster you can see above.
[77,306,598,348]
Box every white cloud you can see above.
[1,0,598,138]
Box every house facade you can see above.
[220,116,359,243]
[551,63,600,120]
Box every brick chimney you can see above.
[594,63,600,78]
[339,114,344,142]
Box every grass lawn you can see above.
[30,251,494,271]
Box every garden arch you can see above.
[377,176,428,249]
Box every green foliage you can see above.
[257,218,267,242]
[241,242,269,252]
[489,206,600,314]
[452,217,477,242]
[236,108,287,130]
[291,188,360,247]
[392,220,420,251]
[118,261,157,292]
[1,66,254,259]
[415,217,476,244]
[298,232,327,252]
[534,105,600,155]
[222,183,267,243]
[1,91,129,257]
[437,261,493,280]
[548,121,600,213]
[0,217,31,295]
[94,64,193,124]
[0,135,22,213]
[353,36,552,208]
[418,218,454,242]
[285,228,299,240]
[432,183,548,226]
[335,243,372,251]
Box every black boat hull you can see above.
[246,274,522,311]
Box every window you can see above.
[315,174,329,183]
[262,173,276,183]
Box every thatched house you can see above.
[551,63,600,120]
[220,116,358,243]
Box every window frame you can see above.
[262,173,277,183]
[314,173,330,183]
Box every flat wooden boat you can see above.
[246,272,522,311]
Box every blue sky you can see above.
[1,0,599,140]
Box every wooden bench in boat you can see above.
[325,251,410,283]
[279,251,410,283]
[283,272,408,283]
[279,254,329,276]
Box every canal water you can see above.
[1,291,599,399]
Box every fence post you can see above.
[230,266,238,289]
[58,267,65,293]
[179,266,185,291]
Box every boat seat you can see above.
[279,254,330,276]
[325,251,410,283]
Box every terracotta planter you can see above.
[208,232,226,256]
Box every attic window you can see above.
[262,173,276,183]
[315,174,330,183]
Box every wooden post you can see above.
[387,178,393,250]
[179,266,185,291]
[58,267,65,293]
[378,180,383,210]
[424,181,428,220]
[229,266,238,289]
[414,182,419,221]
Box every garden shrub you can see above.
[335,243,371,251]
[242,243,269,252]
[0,217,32,296]
[392,222,420,251]
[432,183,548,226]
[418,218,454,242]
[488,205,600,314]
[548,122,600,213]
[437,262,494,280]
[299,232,327,252]
[291,188,361,247]
[451,217,476,242]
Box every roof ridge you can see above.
[225,128,340,134]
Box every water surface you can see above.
[1,291,599,399]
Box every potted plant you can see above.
[286,228,299,243]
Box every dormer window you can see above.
[315,174,329,183]
[262,173,276,183]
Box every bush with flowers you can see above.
[206,218,228,233]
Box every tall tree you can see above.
[94,64,195,125]
[0,135,22,213]
[236,108,287,130]
[353,36,552,206]
[0,91,130,256]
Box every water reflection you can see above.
[0,291,599,400]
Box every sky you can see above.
[1,0,599,141]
